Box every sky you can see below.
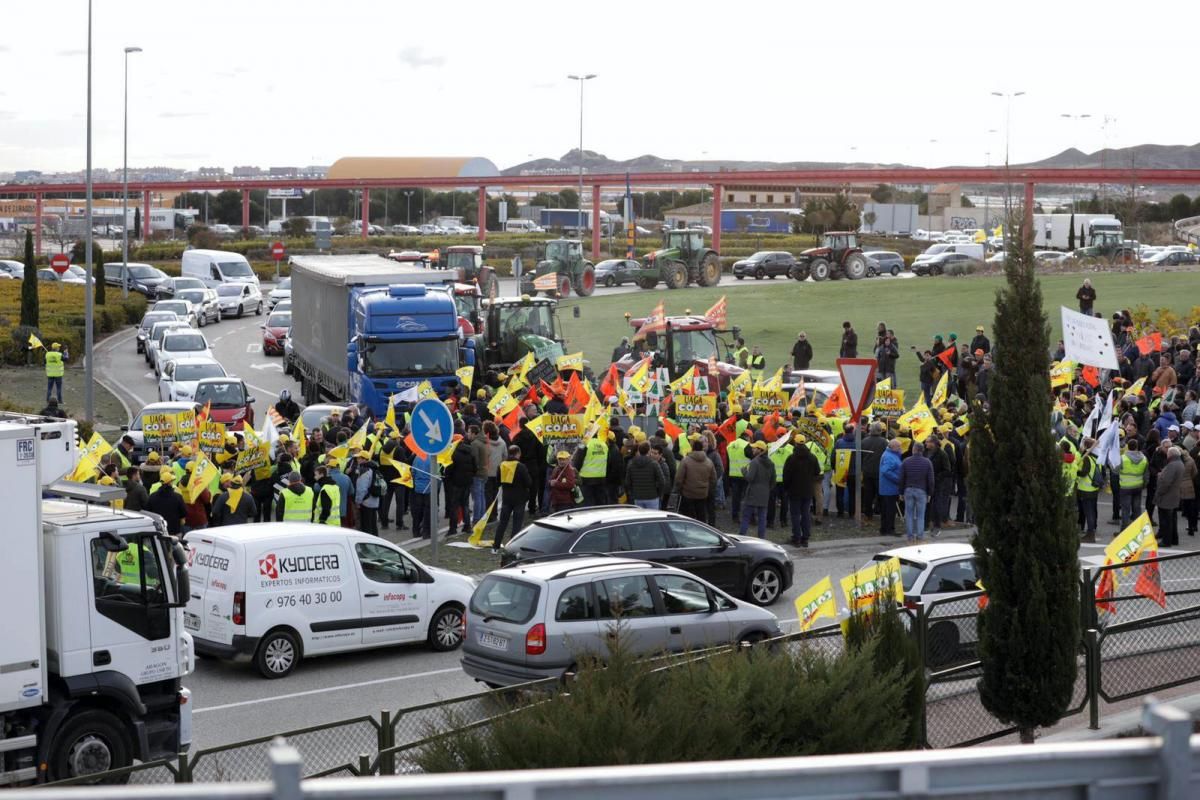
[1,0,1196,174]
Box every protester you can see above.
[675,435,716,522]
[548,451,578,513]
[781,434,819,546]
[739,441,774,539]
[492,446,532,551]
[878,440,903,536]
[624,441,665,509]
[900,440,934,543]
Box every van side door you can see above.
[354,541,429,645]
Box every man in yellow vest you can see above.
[749,346,766,385]
[275,471,315,522]
[733,338,749,370]
[1075,437,1099,543]
[313,465,341,526]
[44,342,66,404]
[1117,436,1148,530]
[574,436,610,508]
[727,428,754,520]
[766,432,793,528]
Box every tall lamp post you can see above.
[567,73,596,236]
[121,45,142,300]
[1060,113,1091,211]
[991,91,1026,247]
[83,0,95,422]
[991,90,1026,167]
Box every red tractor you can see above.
[790,231,869,281]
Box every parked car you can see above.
[390,224,420,235]
[593,259,639,287]
[1142,250,1198,266]
[282,326,295,375]
[0,260,25,279]
[37,268,83,284]
[732,251,797,280]
[193,376,255,429]
[155,276,208,300]
[174,288,221,327]
[1034,251,1071,265]
[208,223,237,238]
[985,252,1006,265]
[216,282,264,317]
[863,250,905,276]
[158,357,228,402]
[461,556,782,687]
[267,277,291,309]
[151,298,198,327]
[122,400,199,458]
[65,265,95,285]
[145,320,193,368]
[913,252,978,276]
[499,507,793,606]
[104,262,170,297]
[261,310,291,356]
[155,331,213,378]
[135,310,180,354]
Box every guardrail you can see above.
[1174,215,1200,245]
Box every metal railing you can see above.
[1173,214,1200,245]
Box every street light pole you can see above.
[991,91,1026,168]
[84,0,95,422]
[991,91,1026,248]
[121,46,142,300]
[1060,113,1091,212]
[567,73,596,238]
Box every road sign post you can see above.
[837,357,878,527]
[50,253,70,275]
[271,241,285,281]
[411,398,454,559]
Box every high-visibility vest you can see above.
[1119,453,1148,489]
[734,347,749,368]
[727,440,752,479]
[1061,459,1079,496]
[282,486,315,521]
[806,441,829,472]
[580,439,608,479]
[1058,436,1080,460]
[678,434,691,456]
[1076,455,1099,493]
[769,443,792,483]
[114,447,131,470]
[316,483,340,525]
[45,351,64,378]
[115,544,141,585]
[750,354,765,382]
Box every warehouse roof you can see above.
[326,157,500,180]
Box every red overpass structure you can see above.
[8,167,1200,259]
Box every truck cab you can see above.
[0,415,192,785]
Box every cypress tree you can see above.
[93,242,106,305]
[133,207,141,241]
[1067,211,1076,250]
[20,230,38,327]
[968,217,1079,743]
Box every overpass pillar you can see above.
[143,190,151,239]
[1023,182,1035,247]
[34,193,42,257]
[711,184,723,252]
[241,188,250,233]
[361,188,370,239]
[477,186,487,243]
[591,185,601,260]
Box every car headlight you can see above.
[176,389,192,399]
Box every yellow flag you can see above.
[241,425,262,448]
[1126,376,1147,398]
[69,452,99,483]
[557,351,584,373]
[515,351,536,380]
[437,438,459,468]
[627,358,652,393]
[669,365,696,393]
[727,370,751,395]
[794,576,837,631]
[833,449,852,487]
[28,332,44,350]
[292,417,307,458]
[840,556,904,615]
[1105,512,1157,568]
[184,456,218,504]
[931,370,949,408]
[1049,360,1076,389]
[327,444,349,466]
[346,424,369,453]
[468,498,497,547]
[955,418,971,437]
[488,386,518,417]
[525,414,547,442]
[416,380,436,400]
[384,396,398,436]
[390,462,414,487]
[456,366,475,393]
[83,431,113,460]
[897,398,936,442]
[759,367,784,392]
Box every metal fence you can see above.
[40,551,1200,786]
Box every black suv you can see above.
[732,251,797,280]
[500,506,794,605]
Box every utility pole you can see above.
[567,73,596,237]
[84,0,95,421]
[121,46,142,300]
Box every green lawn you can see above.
[555,271,1197,389]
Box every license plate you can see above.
[477,632,508,651]
[184,612,201,632]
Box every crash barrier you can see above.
[1173,215,1200,245]
[22,700,1200,800]
[39,551,1200,784]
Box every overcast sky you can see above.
[2,0,1194,174]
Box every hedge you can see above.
[0,283,146,365]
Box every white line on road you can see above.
[192,666,461,714]
[247,343,262,353]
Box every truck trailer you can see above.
[1032,213,1117,250]
[0,414,192,785]
[288,255,473,417]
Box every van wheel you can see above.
[428,605,465,651]
[255,629,301,678]
[48,709,132,784]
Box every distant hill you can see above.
[1021,143,1200,170]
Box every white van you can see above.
[181,249,259,289]
[184,523,474,678]
[505,219,544,233]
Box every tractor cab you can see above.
[664,229,705,253]
[545,239,582,263]
[444,245,498,298]
[521,239,595,298]
[820,232,858,252]
[483,296,564,369]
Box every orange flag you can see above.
[822,385,849,415]
[404,432,428,460]
[716,415,738,443]
[565,372,590,414]
[936,346,956,371]
[1135,332,1163,356]
[661,416,683,439]
[703,296,728,329]
[1081,365,1099,388]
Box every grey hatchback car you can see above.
[461,556,781,688]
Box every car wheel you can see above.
[754,267,765,280]
[891,265,900,276]
[738,631,768,647]
[256,301,263,315]
[746,565,783,605]
[237,304,244,318]
[604,276,615,287]
[735,274,744,280]
[255,628,301,678]
[428,605,465,652]
[198,313,206,328]
[48,709,133,784]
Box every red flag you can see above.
[1136,332,1163,355]
[599,364,619,400]
[1134,560,1167,609]
[703,296,728,329]
[661,416,683,439]
[633,300,667,342]
[716,415,738,443]
[404,432,428,460]
[1081,365,1099,388]
[500,404,522,434]
[565,372,590,414]
[1095,569,1117,616]
[822,384,848,415]
[936,346,956,371]
[197,400,212,423]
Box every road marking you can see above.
[247,343,262,353]
[192,666,461,714]
[251,362,283,371]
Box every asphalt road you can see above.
[493,268,915,299]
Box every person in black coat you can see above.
[781,436,820,546]
[513,417,546,515]
[791,333,813,369]
[445,437,477,536]
[146,470,187,536]
[492,446,532,550]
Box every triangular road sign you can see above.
[837,358,878,423]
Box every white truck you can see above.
[0,414,193,785]
[1032,213,1118,250]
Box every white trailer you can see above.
[1033,213,1117,250]
[0,414,192,785]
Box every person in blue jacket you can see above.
[878,439,903,536]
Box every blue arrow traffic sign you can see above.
[410,398,454,456]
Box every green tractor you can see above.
[1072,227,1138,265]
[519,239,595,298]
[630,228,722,290]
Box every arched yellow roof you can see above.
[326,157,499,180]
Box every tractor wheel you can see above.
[790,264,810,282]
[844,253,868,280]
[809,258,831,281]
[664,261,688,290]
[698,253,721,286]
[573,265,596,297]
[553,274,572,298]
[636,277,658,290]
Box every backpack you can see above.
[368,466,385,498]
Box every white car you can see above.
[1034,251,1070,264]
[267,277,291,309]
[184,524,476,678]
[146,320,194,368]
[173,288,221,327]
[122,400,199,459]
[215,282,264,317]
[390,224,420,235]
[0,259,25,279]
[151,299,198,328]
[209,223,238,238]
[158,357,228,402]
[155,331,213,377]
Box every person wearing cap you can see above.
[791,332,813,370]
[573,428,611,508]
[211,474,256,527]
[1116,436,1148,529]
[181,462,212,533]
[312,465,341,526]
[1075,437,1100,543]
[139,449,163,486]
[548,451,578,513]
[275,470,315,523]
[322,454,354,528]
[782,434,819,546]
[147,466,187,536]
[349,450,382,536]
[675,435,716,523]
[738,441,774,538]
[726,427,754,520]
[969,326,990,356]
[43,342,66,404]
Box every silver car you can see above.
[174,288,221,327]
[461,557,781,688]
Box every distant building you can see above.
[232,165,263,178]
[268,166,300,177]
[927,184,962,215]
[301,165,329,178]
[13,170,43,182]
[197,166,226,179]
[721,184,873,208]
